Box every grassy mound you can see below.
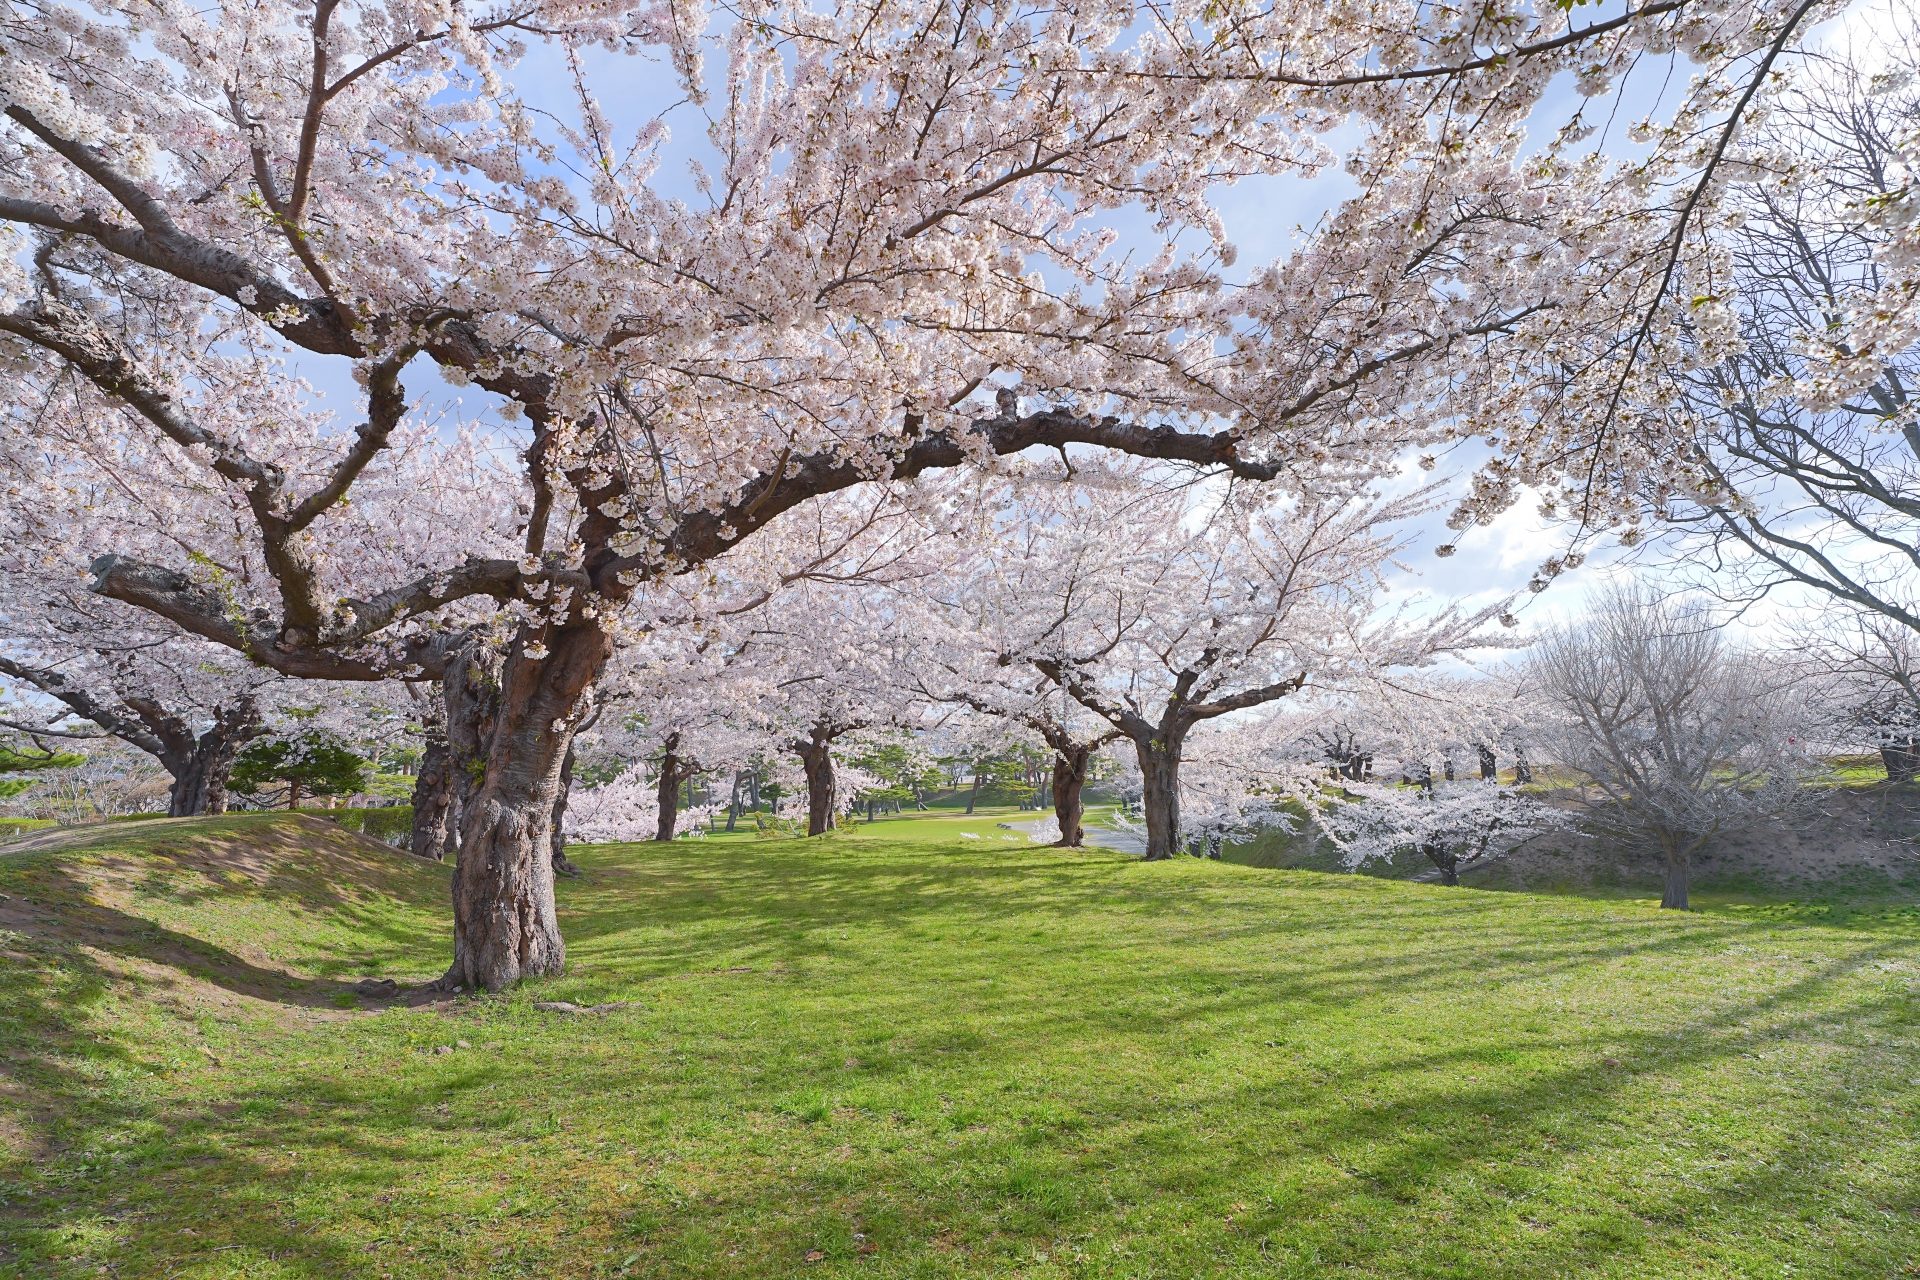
[2,810,1918,1278]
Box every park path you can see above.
[1001,816,1148,857]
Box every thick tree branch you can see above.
[623,406,1285,587]
[0,655,172,758]
[2,107,361,355]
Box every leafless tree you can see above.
[1655,25,1920,632]
[1791,608,1920,780]
[1531,587,1819,909]
[10,741,171,824]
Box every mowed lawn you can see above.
[3,811,1920,1278]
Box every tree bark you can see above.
[1135,737,1183,861]
[1477,744,1498,781]
[551,742,582,877]
[1421,840,1460,886]
[653,733,700,842]
[1660,838,1691,910]
[165,699,263,817]
[439,626,604,992]
[410,698,456,861]
[656,742,682,843]
[1882,743,1920,783]
[1051,746,1091,847]
[796,730,838,836]
[966,767,980,814]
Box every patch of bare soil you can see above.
[0,1072,49,1160]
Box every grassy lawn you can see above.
[2,809,1919,1278]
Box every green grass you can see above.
[3,810,1920,1278]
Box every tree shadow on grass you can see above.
[5,918,1915,1279]
[4,834,1918,1276]
[550,840,1875,1024]
[0,816,450,990]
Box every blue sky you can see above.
[280,0,1897,649]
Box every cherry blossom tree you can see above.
[0,571,297,815]
[1317,777,1571,884]
[1793,608,1920,780]
[0,0,1843,985]
[912,633,1124,845]
[740,577,930,836]
[928,476,1499,858]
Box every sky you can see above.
[276,0,1905,660]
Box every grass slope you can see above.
[2,810,1919,1278]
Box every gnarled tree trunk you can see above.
[1422,839,1460,886]
[1135,737,1183,862]
[551,742,581,877]
[1051,745,1091,847]
[654,733,701,842]
[438,625,606,991]
[1661,850,1689,910]
[410,698,457,861]
[166,699,263,817]
[1882,741,1920,783]
[795,730,838,836]
[123,694,263,817]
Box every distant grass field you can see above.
[3,808,1919,1278]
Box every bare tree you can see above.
[1531,587,1817,909]
[1656,27,1920,632]
[10,741,172,823]
[1793,608,1920,780]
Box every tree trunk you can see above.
[1661,840,1690,910]
[410,699,457,861]
[1881,744,1920,783]
[1135,737,1183,862]
[1422,840,1459,886]
[167,700,263,817]
[551,742,581,877]
[287,779,302,811]
[655,734,684,843]
[726,772,742,832]
[1477,744,1498,781]
[796,733,837,836]
[966,768,980,814]
[440,626,605,992]
[1513,748,1533,786]
[1051,746,1091,847]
